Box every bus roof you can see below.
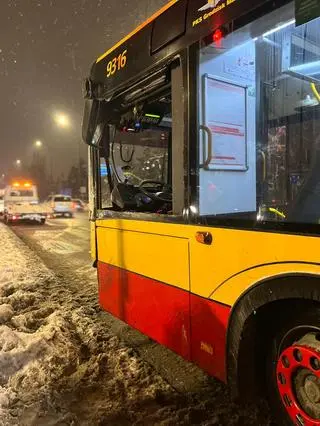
[96,0,179,64]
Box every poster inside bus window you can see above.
[202,74,248,171]
[295,0,320,25]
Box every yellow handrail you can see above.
[268,207,286,219]
[311,83,320,103]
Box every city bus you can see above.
[82,1,320,424]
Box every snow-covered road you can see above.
[0,218,273,425]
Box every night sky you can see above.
[0,0,167,180]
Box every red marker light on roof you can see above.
[213,28,223,43]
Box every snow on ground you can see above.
[0,223,272,425]
[0,223,174,425]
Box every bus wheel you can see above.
[267,309,320,425]
[40,218,46,225]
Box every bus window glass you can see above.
[100,157,112,209]
[198,3,320,226]
[111,128,169,187]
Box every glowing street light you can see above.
[15,159,21,166]
[54,112,71,128]
[34,140,43,148]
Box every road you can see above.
[13,212,92,274]
[11,213,273,425]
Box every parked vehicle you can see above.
[72,198,86,212]
[46,194,73,217]
[4,181,48,224]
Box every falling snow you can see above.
[0,0,169,178]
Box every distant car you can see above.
[46,194,73,218]
[72,198,86,212]
[0,195,4,216]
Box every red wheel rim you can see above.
[277,344,320,425]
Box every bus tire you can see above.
[40,218,46,225]
[266,307,320,425]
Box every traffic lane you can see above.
[46,211,90,231]
[11,213,89,248]
[5,211,89,231]
[11,212,92,271]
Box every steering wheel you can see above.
[139,180,172,202]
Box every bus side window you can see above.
[99,156,112,209]
[197,9,320,227]
[197,32,257,219]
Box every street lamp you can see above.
[15,159,21,166]
[53,112,71,129]
[34,140,43,148]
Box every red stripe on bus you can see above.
[97,261,230,382]
[190,294,230,382]
[98,261,191,360]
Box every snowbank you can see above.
[0,224,174,425]
[0,223,62,423]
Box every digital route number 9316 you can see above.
[106,50,127,78]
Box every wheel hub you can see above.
[276,333,320,426]
[304,376,320,404]
[294,368,320,420]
